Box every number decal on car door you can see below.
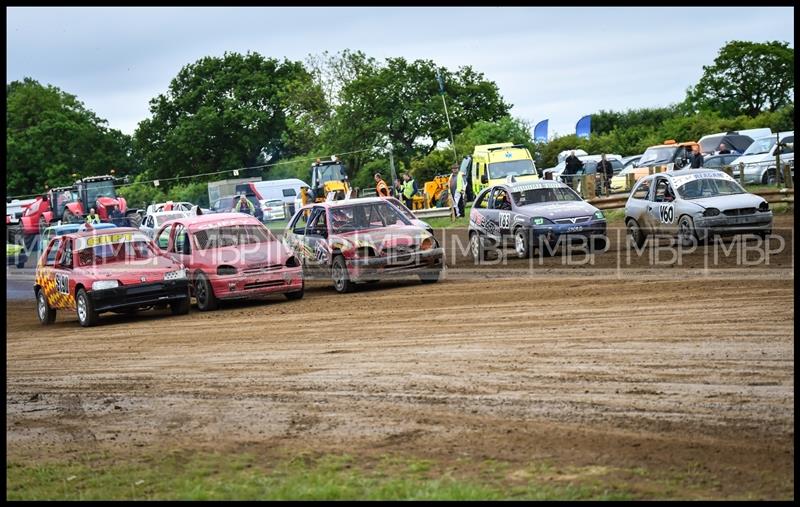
[499,212,510,229]
[659,204,674,224]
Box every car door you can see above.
[647,177,677,234]
[482,187,503,244]
[627,177,653,230]
[169,223,192,267]
[52,238,76,309]
[304,207,332,274]
[37,238,67,309]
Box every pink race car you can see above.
[154,213,304,310]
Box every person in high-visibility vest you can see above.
[374,173,390,197]
[401,173,417,208]
[234,195,255,215]
[449,165,467,217]
[85,208,101,224]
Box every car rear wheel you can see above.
[331,255,353,293]
[36,289,57,325]
[76,288,98,327]
[763,169,777,185]
[469,232,485,262]
[513,228,531,258]
[194,272,218,311]
[627,219,646,249]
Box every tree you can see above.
[454,117,532,159]
[133,52,328,184]
[324,57,511,167]
[686,40,794,117]
[6,78,134,196]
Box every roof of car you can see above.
[494,180,570,192]
[649,169,736,179]
[302,197,387,210]
[172,212,262,228]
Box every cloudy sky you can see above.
[6,6,795,140]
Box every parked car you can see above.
[697,132,754,156]
[468,180,607,259]
[730,131,794,185]
[625,169,773,248]
[145,201,194,215]
[34,227,190,327]
[701,154,741,170]
[542,154,622,182]
[260,199,286,221]
[621,155,642,171]
[210,195,264,222]
[610,140,698,193]
[140,210,191,239]
[283,198,444,293]
[154,213,304,311]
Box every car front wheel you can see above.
[513,228,531,258]
[627,219,646,249]
[677,215,698,247]
[76,288,98,327]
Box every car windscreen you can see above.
[76,232,156,266]
[676,178,746,200]
[330,202,411,233]
[387,198,417,220]
[488,159,536,179]
[193,224,276,250]
[742,137,776,155]
[512,187,582,206]
[638,147,678,166]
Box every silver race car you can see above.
[625,169,773,247]
[468,179,607,259]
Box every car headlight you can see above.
[164,268,188,280]
[703,208,721,217]
[758,201,770,212]
[92,280,119,290]
[420,237,433,251]
[594,211,605,220]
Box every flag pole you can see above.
[437,69,458,163]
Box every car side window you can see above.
[56,239,73,269]
[290,209,310,235]
[652,178,675,202]
[779,136,793,155]
[157,225,171,250]
[307,208,327,236]
[631,179,652,200]
[474,189,490,209]
[172,224,191,255]
[45,238,62,266]
[490,187,511,210]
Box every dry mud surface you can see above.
[6,216,795,498]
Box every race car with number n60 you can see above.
[625,169,773,248]
[468,179,608,260]
[34,226,191,327]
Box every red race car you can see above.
[34,226,191,327]
[283,197,444,293]
[153,213,304,311]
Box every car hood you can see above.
[683,193,766,211]
[189,240,291,267]
[79,256,181,284]
[332,225,432,253]
[517,201,599,219]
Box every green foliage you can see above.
[168,182,209,208]
[409,149,456,185]
[686,40,794,117]
[454,116,532,159]
[6,78,135,196]
[133,51,328,184]
[352,158,392,191]
[117,182,166,210]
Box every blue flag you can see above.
[576,115,591,139]
[533,119,548,142]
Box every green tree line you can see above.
[6,40,794,206]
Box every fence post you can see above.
[626,173,634,191]
[722,165,733,177]
[738,162,745,183]
[584,174,596,200]
[648,167,655,176]
[783,163,793,189]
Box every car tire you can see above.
[76,288,98,327]
[285,281,305,300]
[469,232,485,262]
[194,272,218,311]
[170,296,190,315]
[591,236,608,252]
[627,219,647,249]
[36,288,57,325]
[763,169,776,185]
[677,215,699,247]
[331,255,353,293]
[126,212,142,228]
[513,227,531,258]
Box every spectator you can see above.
[401,172,418,209]
[234,195,255,215]
[374,173,390,197]
[85,208,101,224]
[689,144,704,169]
[449,165,467,218]
[717,143,731,155]
[562,150,584,188]
[596,154,614,195]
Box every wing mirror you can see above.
[480,174,488,184]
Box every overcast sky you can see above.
[6,6,795,140]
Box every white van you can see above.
[236,178,308,204]
[731,131,794,185]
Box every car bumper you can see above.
[210,266,303,300]
[346,247,444,280]
[532,221,608,246]
[695,212,773,237]
[90,279,190,313]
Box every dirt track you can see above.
[5,216,795,499]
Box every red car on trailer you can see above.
[153,213,304,311]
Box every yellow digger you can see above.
[299,156,353,206]
[422,174,451,208]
